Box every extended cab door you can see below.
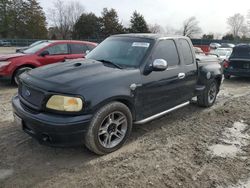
[37,43,69,65]
[137,39,187,119]
[177,39,198,101]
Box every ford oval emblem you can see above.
[25,90,31,97]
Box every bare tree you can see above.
[149,23,164,33]
[165,26,178,35]
[227,13,245,38]
[181,16,202,38]
[48,0,84,39]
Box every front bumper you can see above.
[12,95,92,147]
[224,68,250,77]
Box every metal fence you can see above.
[1,38,250,47]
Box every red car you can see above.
[0,40,97,84]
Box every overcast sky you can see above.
[38,0,250,36]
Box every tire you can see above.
[13,67,33,85]
[197,80,218,107]
[84,102,133,155]
[224,74,231,79]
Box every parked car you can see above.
[194,47,206,55]
[220,43,235,48]
[16,40,47,53]
[12,34,222,155]
[223,44,250,79]
[194,47,221,65]
[0,40,11,47]
[0,40,97,84]
[210,43,221,49]
[210,48,232,62]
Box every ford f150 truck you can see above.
[12,34,222,155]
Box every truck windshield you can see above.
[23,42,51,54]
[86,37,153,68]
[230,46,250,59]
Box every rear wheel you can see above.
[13,67,33,85]
[197,80,218,107]
[84,102,133,155]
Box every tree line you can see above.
[0,0,47,39]
[0,0,250,41]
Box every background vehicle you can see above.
[210,43,221,49]
[12,34,222,155]
[0,40,97,84]
[210,48,232,63]
[0,40,11,47]
[220,43,235,48]
[16,40,46,53]
[223,44,250,79]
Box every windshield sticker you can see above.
[132,42,150,48]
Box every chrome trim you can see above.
[134,101,190,124]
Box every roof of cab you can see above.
[112,33,189,40]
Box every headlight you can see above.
[0,61,11,68]
[46,95,83,112]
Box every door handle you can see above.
[178,73,185,79]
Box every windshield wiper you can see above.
[97,59,123,69]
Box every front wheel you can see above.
[84,102,133,155]
[197,80,218,107]
[13,67,33,85]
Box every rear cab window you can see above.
[151,39,180,67]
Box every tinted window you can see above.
[87,44,95,51]
[179,39,194,65]
[70,44,88,54]
[23,42,51,54]
[231,46,250,58]
[152,40,179,66]
[46,44,68,55]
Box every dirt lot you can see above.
[0,77,250,188]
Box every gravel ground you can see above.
[0,77,250,188]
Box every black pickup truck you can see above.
[12,34,222,155]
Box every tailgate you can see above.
[229,59,250,69]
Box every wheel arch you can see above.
[91,96,136,121]
[11,64,37,82]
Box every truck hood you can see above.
[0,53,27,61]
[21,59,140,93]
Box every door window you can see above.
[152,40,179,67]
[46,44,69,55]
[70,44,89,54]
[179,39,194,65]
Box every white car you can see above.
[210,48,232,61]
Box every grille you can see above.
[19,83,45,109]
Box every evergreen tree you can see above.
[0,0,47,38]
[129,11,149,33]
[0,0,12,38]
[73,13,101,39]
[100,8,124,38]
[24,0,47,39]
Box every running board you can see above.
[134,101,190,124]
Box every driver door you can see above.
[135,39,185,119]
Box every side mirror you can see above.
[152,59,168,71]
[85,50,90,54]
[40,50,49,57]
